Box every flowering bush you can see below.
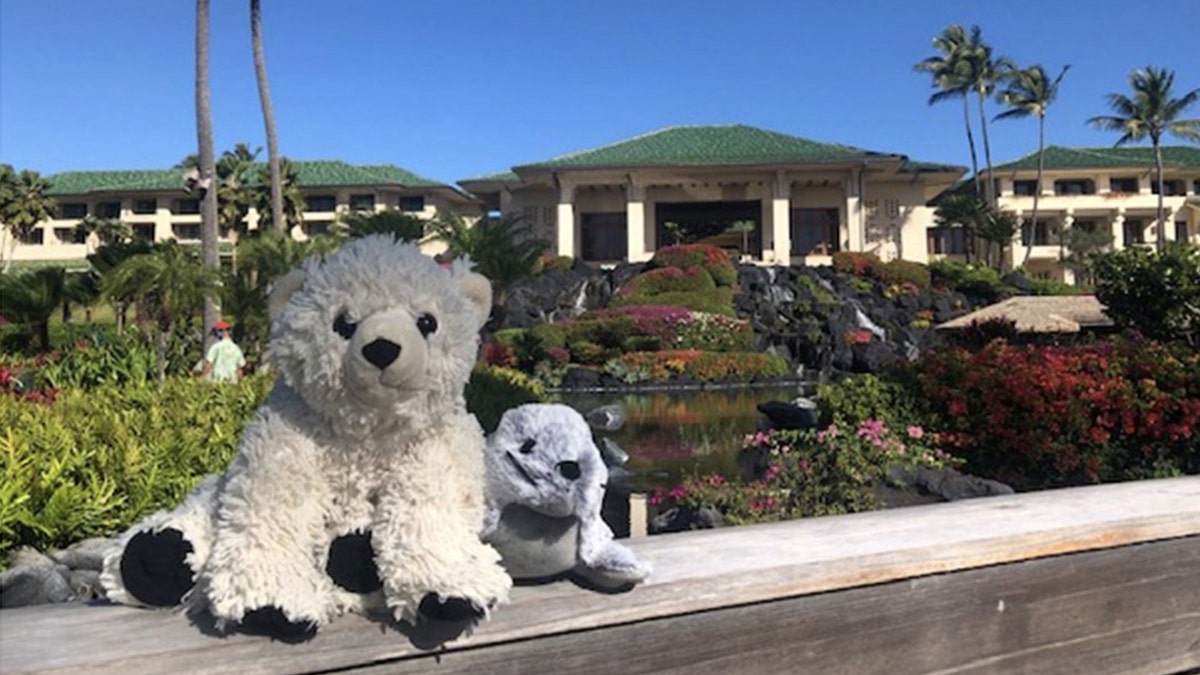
[917,338,1200,490]
[650,244,738,287]
[606,349,789,383]
[480,341,517,368]
[833,252,931,291]
[650,419,959,525]
[618,266,716,298]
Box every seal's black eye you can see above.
[519,439,536,454]
[417,313,438,338]
[333,312,357,340]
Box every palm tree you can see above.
[253,157,305,232]
[957,26,1013,206]
[195,0,220,346]
[74,215,133,253]
[102,242,223,383]
[1088,66,1200,251]
[87,240,153,333]
[429,213,546,305]
[251,0,284,234]
[0,167,57,273]
[216,144,260,238]
[976,208,1020,271]
[934,193,990,265]
[0,267,67,350]
[915,26,981,198]
[337,210,426,241]
[996,64,1071,266]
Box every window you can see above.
[133,224,155,242]
[1177,221,1191,243]
[173,223,201,241]
[349,194,375,211]
[305,194,337,212]
[1193,180,1200,195]
[133,199,157,215]
[399,196,425,212]
[1151,180,1185,196]
[1110,176,1139,193]
[792,208,841,256]
[927,226,966,255]
[1123,219,1145,246]
[1013,180,1039,196]
[1054,179,1095,195]
[20,228,45,245]
[96,202,121,219]
[1074,220,1099,234]
[60,203,87,219]
[580,213,626,261]
[304,220,332,237]
[173,199,200,215]
[54,227,83,244]
[1020,219,1053,247]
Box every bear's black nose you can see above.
[362,338,402,370]
[557,461,581,480]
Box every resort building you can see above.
[458,125,965,266]
[985,146,1200,282]
[1,161,478,264]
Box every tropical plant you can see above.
[337,209,426,241]
[73,216,132,252]
[86,240,153,333]
[1060,225,1113,286]
[195,0,221,344]
[915,25,981,198]
[429,213,546,304]
[726,219,755,256]
[933,193,988,263]
[251,0,284,233]
[0,267,67,350]
[215,143,260,238]
[101,242,224,382]
[975,208,1019,271]
[1088,66,1200,251]
[995,64,1071,266]
[0,166,57,273]
[252,157,304,232]
[1090,244,1200,345]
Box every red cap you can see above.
[214,320,230,330]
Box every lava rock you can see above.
[559,367,604,390]
[0,549,73,608]
[585,404,626,432]
[649,506,726,534]
[756,398,819,431]
[48,537,112,572]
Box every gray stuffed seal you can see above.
[482,404,650,589]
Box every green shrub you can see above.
[876,259,931,290]
[609,288,736,316]
[832,251,879,276]
[0,375,273,558]
[929,260,1012,302]
[650,244,737,287]
[618,266,717,298]
[815,373,923,430]
[1029,277,1076,296]
[609,350,788,383]
[1090,244,1200,345]
[464,365,546,434]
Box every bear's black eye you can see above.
[416,313,438,338]
[519,439,536,454]
[333,312,357,340]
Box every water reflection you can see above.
[554,385,808,490]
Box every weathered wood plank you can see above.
[2,476,1199,674]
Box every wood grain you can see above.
[2,476,1199,674]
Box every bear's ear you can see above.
[457,270,493,328]
[268,267,308,323]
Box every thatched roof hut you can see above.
[936,295,1114,334]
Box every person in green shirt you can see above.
[199,320,246,383]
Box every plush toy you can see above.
[482,404,651,590]
[101,235,512,637]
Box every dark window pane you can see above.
[305,194,337,212]
[60,203,88,219]
[1013,180,1039,196]
[1176,221,1190,242]
[173,199,200,215]
[1054,180,1094,195]
[1123,220,1145,246]
[133,199,157,214]
[133,224,155,241]
[399,196,425,212]
[1110,177,1139,193]
[305,221,332,237]
[1151,180,1184,196]
[580,212,626,261]
[349,194,375,211]
[96,202,121,218]
[791,209,840,256]
[173,223,201,240]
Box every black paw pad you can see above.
[418,593,485,622]
[120,528,195,607]
[326,530,382,593]
[240,605,317,642]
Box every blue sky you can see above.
[2,0,1198,184]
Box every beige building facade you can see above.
[985,146,1200,282]
[0,161,478,265]
[460,125,965,267]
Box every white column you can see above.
[626,180,648,262]
[556,180,575,258]
[1163,209,1178,242]
[772,171,791,264]
[845,169,862,252]
[1111,211,1125,251]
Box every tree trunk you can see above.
[196,0,220,349]
[962,97,981,199]
[1022,115,1046,269]
[156,326,169,385]
[977,89,996,206]
[251,0,284,235]
[1154,140,1166,252]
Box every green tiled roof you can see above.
[459,170,520,183]
[513,124,958,171]
[46,160,444,196]
[992,146,1200,172]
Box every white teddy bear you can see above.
[101,235,512,638]
[483,404,650,590]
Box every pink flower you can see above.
[907,426,925,439]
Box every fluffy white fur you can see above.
[482,404,650,588]
[102,235,511,629]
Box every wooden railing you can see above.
[3,476,1199,674]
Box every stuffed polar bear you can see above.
[101,235,511,638]
[483,404,650,589]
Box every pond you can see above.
[554,384,812,492]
